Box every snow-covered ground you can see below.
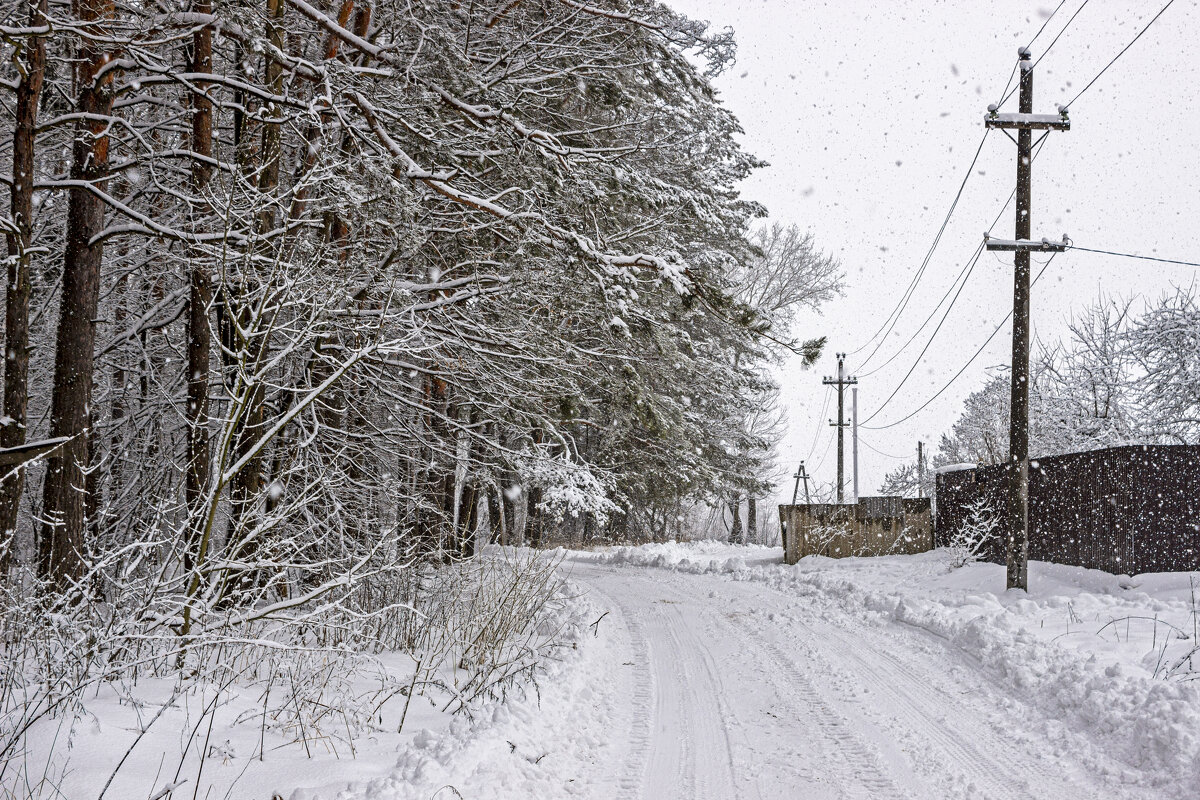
[333,541,1199,799]
[19,543,1200,799]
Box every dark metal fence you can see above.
[935,445,1200,575]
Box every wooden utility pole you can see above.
[823,353,857,505]
[791,462,811,505]
[917,441,926,498]
[983,47,1069,591]
[852,387,860,503]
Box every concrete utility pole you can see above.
[823,353,858,505]
[852,388,860,503]
[792,462,811,505]
[917,441,925,499]
[983,47,1070,591]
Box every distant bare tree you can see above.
[739,222,844,351]
[1126,289,1200,443]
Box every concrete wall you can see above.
[778,497,933,565]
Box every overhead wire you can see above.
[998,0,1092,107]
[992,0,1069,114]
[1026,0,1072,49]
[857,241,986,427]
[1065,244,1200,269]
[849,129,991,366]
[859,134,1053,380]
[858,135,1053,414]
[857,436,911,461]
[1062,0,1178,109]
[850,0,1181,436]
[804,386,833,462]
[853,1,1076,369]
[811,425,836,476]
[861,253,1059,431]
[859,188,1015,379]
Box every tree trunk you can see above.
[728,495,743,545]
[185,0,214,559]
[0,0,48,575]
[458,483,479,557]
[747,496,758,545]
[487,486,503,544]
[526,486,544,548]
[40,0,116,586]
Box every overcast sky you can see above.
[669,0,1200,500]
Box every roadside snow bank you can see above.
[565,540,1200,786]
[306,579,610,800]
[13,553,600,800]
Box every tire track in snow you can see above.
[570,577,653,800]
[616,611,654,800]
[754,635,908,800]
[592,567,908,799]
[806,617,1049,799]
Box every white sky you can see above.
[669,0,1200,501]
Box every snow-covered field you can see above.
[15,542,1200,799]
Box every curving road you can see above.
[561,556,1160,800]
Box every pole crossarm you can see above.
[984,235,1068,252]
[984,111,1071,131]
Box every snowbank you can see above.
[295,583,609,800]
[13,558,603,800]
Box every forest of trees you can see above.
[0,2,848,784]
[880,291,1200,497]
[0,0,846,597]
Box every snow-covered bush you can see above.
[946,497,1000,569]
[0,548,579,798]
[518,448,620,526]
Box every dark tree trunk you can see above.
[747,496,758,545]
[185,1,214,558]
[487,486,503,544]
[0,0,48,575]
[458,483,479,557]
[729,496,743,545]
[40,0,116,586]
[526,486,544,548]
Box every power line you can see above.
[849,130,991,365]
[857,436,910,461]
[996,1,1069,114]
[859,187,1016,379]
[994,59,1020,110]
[861,254,1058,431]
[999,0,1092,107]
[1026,0,1072,49]
[804,386,833,462]
[859,136,1052,382]
[811,425,836,476]
[1063,0,1178,109]
[853,30,1068,368]
[859,241,986,427]
[1066,244,1200,269]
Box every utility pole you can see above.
[791,462,811,505]
[823,353,858,505]
[852,387,859,503]
[983,47,1070,591]
[917,441,925,499]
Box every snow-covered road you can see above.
[321,544,1198,800]
[561,553,1166,800]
